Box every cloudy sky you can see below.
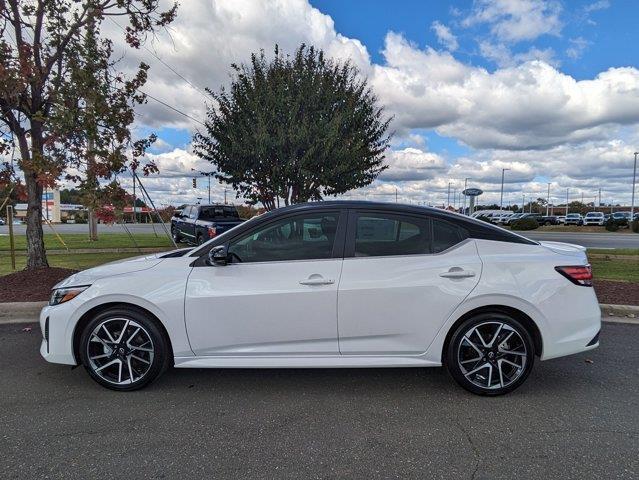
[104,0,639,208]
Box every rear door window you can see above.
[352,212,431,257]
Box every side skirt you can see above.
[173,355,442,369]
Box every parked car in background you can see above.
[604,214,611,222]
[487,212,513,225]
[539,216,560,226]
[564,214,583,226]
[40,201,601,396]
[504,213,525,225]
[611,212,631,227]
[171,204,245,245]
[519,213,543,225]
[0,217,5,226]
[583,212,605,226]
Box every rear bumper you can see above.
[540,296,601,361]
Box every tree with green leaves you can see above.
[194,45,391,211]
[0,0,177,269]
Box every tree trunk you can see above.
[17,123,49,269]
[23,168,48,269]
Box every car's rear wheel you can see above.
[79,308,171,391]
[196,233,204,245]
[446,313,534,396]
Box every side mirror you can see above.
[208,245,229,266]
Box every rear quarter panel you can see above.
[424,239,600,363]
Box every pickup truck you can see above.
[171,204,245,245]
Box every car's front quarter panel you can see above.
[40,257,194,366]
[424,239,601,363]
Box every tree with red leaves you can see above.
[0,0,177,269]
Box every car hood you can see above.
[53,251,173,289]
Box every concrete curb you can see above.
[600,303,639,320]
[0,301,47,324]
[1,301,639,325]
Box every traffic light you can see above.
[192,178,197,188]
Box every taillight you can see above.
[555,265,593,286]
[207,226,217,239]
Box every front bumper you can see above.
[39,303,79,365]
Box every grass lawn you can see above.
[589,257,639,283]
[0,252,143,276]
[588,248,639,256]
[0,232,173,251]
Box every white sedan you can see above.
[40,201,601,395]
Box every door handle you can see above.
[299,276,335,286]
[439,268,475,279]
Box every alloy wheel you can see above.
[86,318,155,386]
[456,321,528,390]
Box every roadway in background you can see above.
[2,223,639,249]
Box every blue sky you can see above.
[311,0,638,79]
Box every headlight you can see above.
[49,286,90,306]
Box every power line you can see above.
[108,17,210,101]
[139,90,206,126]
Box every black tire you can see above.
[196,233,204,245]
[446,313,535,396]
[171,226,181,244]
[79,307,171,391]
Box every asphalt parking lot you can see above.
[1,321,638,480]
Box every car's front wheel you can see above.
[446,313,534,396]
[79,308,171,391]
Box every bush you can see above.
[510,217,539,231]
[632,220,639,233]
[605,219,620,232]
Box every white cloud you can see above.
[431,21,458,51]
[566,37,590,60]
[479,41,558,67]
[380,148,448,181]
[462,0,562,43]
[372,33,639,150]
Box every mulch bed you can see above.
[593,280,639,306]
[0,268,637,306]
[0,267,77,303]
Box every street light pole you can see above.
[632,152,638,220]
[463,177,469,215]
[566,188,569,216]
[447,182,451,208]
[499,168,510,214]
[546,183,551,216]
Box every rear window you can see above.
[199,206,239,221]
[432,219,469,253]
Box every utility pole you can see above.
[395,187,398,203]
[546,183,551,216]
[522,194,525,213]
[499,168,509,214]
[632,152,638,220]
[566,188,569,216]
[191,169,214,203]
[447,182,451,208]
